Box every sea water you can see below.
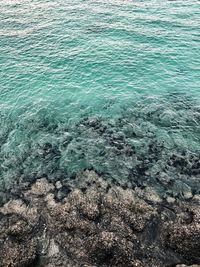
[0,0,200,199]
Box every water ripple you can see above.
[0,0,199,198]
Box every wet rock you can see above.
[25,177,55,197]
[193,194,200,204]
[55,181,62,190]
[0,239,37,267]
[166,196,176,204]
[172,181,193,200]
[182,184,193,200]
[0,171,200,267]
[47,239,60,257]
[135,186,162,204]
[162,203,200,264]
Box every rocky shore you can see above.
[0,170,200,267]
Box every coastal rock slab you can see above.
[0,171,200,267]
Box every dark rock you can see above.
[0,171,200,267]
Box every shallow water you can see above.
[0,0,200,198]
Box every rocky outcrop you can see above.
[0,171,200,267]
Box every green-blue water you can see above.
[0,0,200,199]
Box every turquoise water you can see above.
[0,0,200,198]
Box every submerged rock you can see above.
[0,171,200,267]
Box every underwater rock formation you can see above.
[0,171,200,267]
[0,95,200,203]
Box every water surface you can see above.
[0,0,200,199]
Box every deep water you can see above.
[0,0,200,200]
